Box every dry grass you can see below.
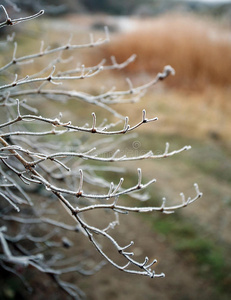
[99,14,231,90]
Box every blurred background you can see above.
[1,0,231,299]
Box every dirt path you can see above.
[74,212,218,300]
[21,198,220,300]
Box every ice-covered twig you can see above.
[0,5,44,29]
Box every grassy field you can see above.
[1,12,231,299]
[97,14,231,296]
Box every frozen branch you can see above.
[0,5,44,29]
[0,6,202,300]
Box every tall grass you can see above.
[100,14,231,90]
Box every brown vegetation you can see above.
[100,14,231,90]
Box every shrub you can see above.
[0,5,202,299]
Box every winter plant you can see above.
[0,5,202,299]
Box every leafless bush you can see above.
[0,5,202,299]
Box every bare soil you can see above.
[76,212,218,300]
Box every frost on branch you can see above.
[0,6,202,300]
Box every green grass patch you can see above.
[148,213,231,295]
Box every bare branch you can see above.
[0,6,202,300]
[0,5,44,29]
